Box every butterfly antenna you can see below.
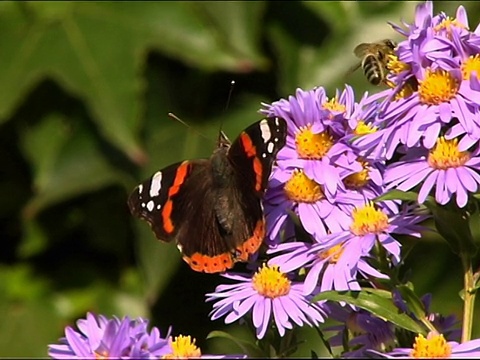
[217,80,236,143]
[168,112,210,141]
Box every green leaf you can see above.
[267,2,420,93]
[374,189,421,202]
[207,330,264,358]
[135,222,181,306]
[191,2,269,71]
[425,201,478,256]
[0,297,64,357]
[302,1,353,34]
[313,290,426,334]
[397,285,426,320]
[0,2,269,163]
[20,114,125,217]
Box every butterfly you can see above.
[127,117,287,273]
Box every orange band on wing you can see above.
[241,133,263,191]
[253,157,263,191]
[162,199,174,233]
[168,161,190,197]
[161,162,191,234]
[183,252,234,273]
[235,219,265,262]
[240,133,257,157]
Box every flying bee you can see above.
[350,39,397,86]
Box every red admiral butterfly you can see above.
[128,117,287,273]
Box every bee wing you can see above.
[347,61,362,74]
[353,43,371,57]
[344,60,363,81]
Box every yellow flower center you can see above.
[410,333,452,358]
[350,203,389,236]
[94,350,108,359]
[386,54,410,74]
[461,54,480,80]
[284,169,324,203]
[354,121,377,136]
[418,69,459,105]
[434,17,467,36]
[318,243,344,264]
[322,97,346,113]
[252,264,291,298]
[427,137,470,170]
[163,335,202,359]
[295,125,334,159]
[344,160,370,189]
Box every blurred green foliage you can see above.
[1,1,479,356]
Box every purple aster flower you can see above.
[48,312,171,359]
[206,264,327,339]
[270,202,427,295]
[357,1,480,160]
[325,304,396,358]
[373,331,480,358]
[393,292,461,342]
[384,136,480,208]
[162,334,247,359]
[260,86,388,245]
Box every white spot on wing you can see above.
[260,119,271,143]
[267,142,274,154]
[149,171,162,197]
[275,117,280,126]
[146,201,154,212]
[138,184,143,194]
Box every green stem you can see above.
[461,253,475,343]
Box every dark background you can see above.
[1,1,478,356]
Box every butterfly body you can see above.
[128,117,287,273]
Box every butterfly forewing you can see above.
[127,160,197,243]
[228,117,287,195]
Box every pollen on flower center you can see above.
[434,17,466,35]
[386,54,410,74]
[410,332,452,358]
[344,160,370,189]
[350,203,389,236]
[461,54,480,80]
[284,169,324,203]
[163,335,201,359]
[252,264,291,298]
[322,97,346,113]
[427,137,470,170]
[318,243,344,264]
[418,69,459,105]
[354,121,378,136]
[295,125,334,159]
[94,350,108,359]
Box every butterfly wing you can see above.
[228,117,287,195]
[127,117,287,274]
[128,159,240,273]
[128,160,197,243]
[220,117,287,259]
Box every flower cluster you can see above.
[355,0,480,208]
[48,1,480,359]
[48,312,244,359]
[48,312,171,359]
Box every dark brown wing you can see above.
[228,117,287,195]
